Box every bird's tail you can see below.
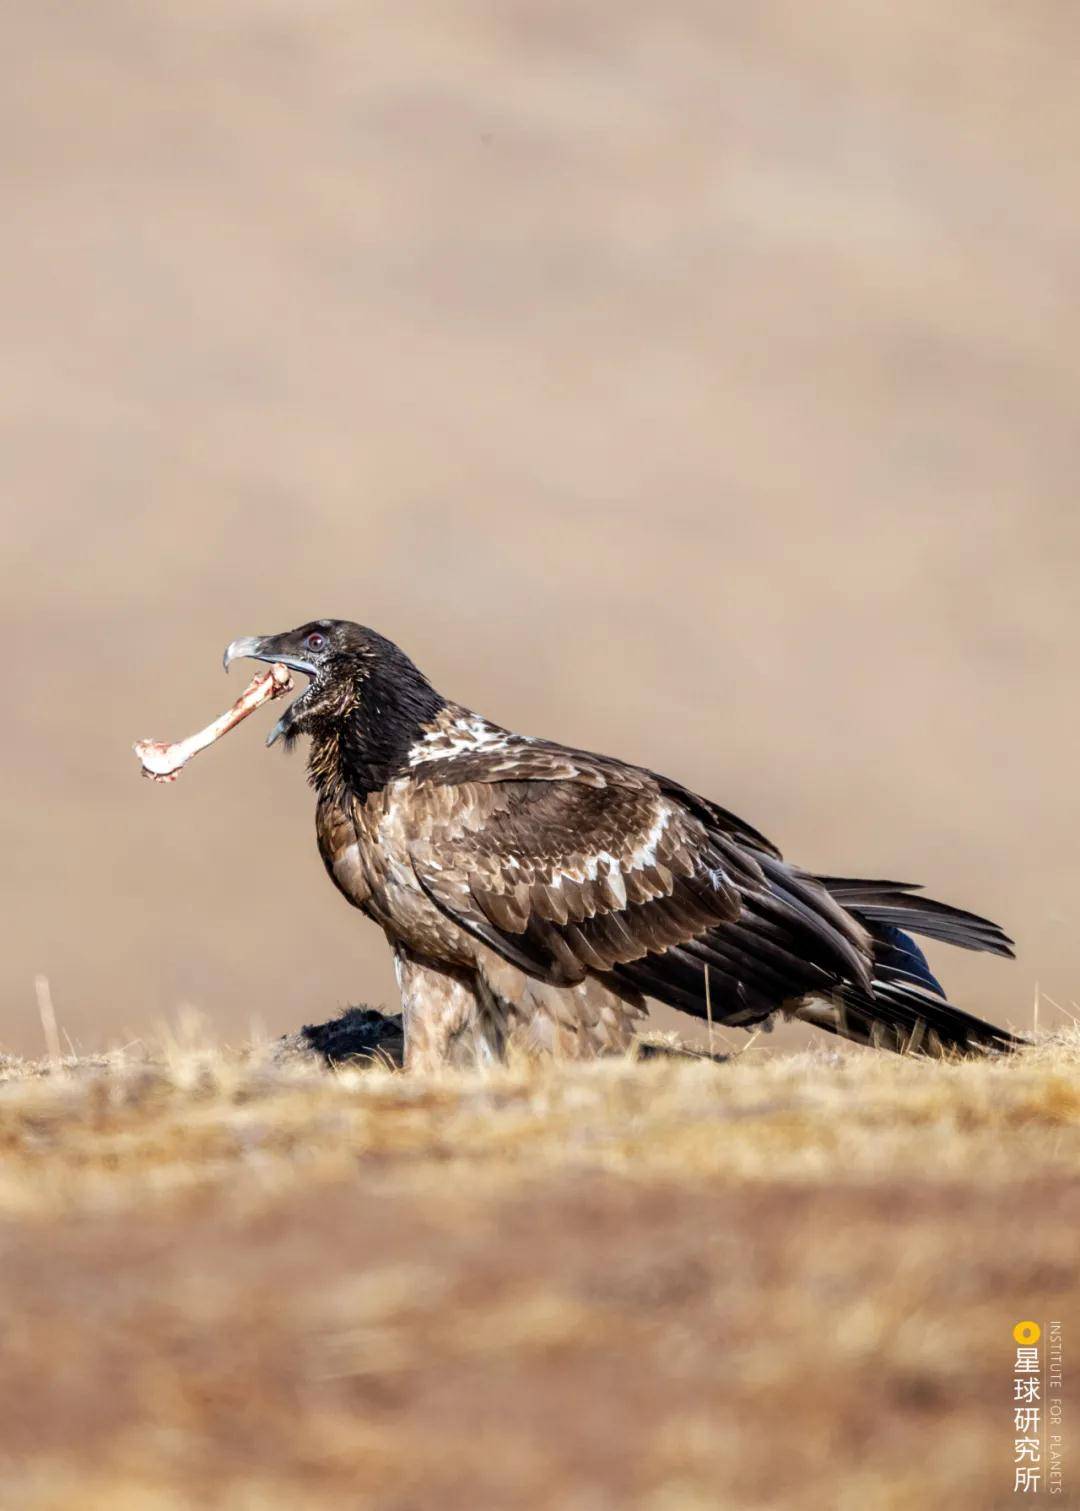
[816,876,1016,958]
[794,877,1022,1056]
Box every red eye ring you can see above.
[306,632,326,651]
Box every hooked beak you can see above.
[222,635,264,673]
[223,636,319,747]
[223,636,319,678]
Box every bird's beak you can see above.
[223,636,266,672]
[223,636,319,678]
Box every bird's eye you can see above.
[306,632,326,651]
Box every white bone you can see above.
[133,663,293,783]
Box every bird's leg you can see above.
[133,664,293,783]
[393,947,485,1071]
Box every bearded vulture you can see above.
[224,620,1018,1070]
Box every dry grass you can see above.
[1,1029,1077,1509]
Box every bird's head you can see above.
[223,620,444,785]
[224,620,369,748]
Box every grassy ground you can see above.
[0,1026,1077,1509]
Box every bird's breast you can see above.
[315,785,476,966]
[316,796,376,911]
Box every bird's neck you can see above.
[307,663,448,802]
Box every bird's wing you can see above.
[400,732,1014,1058]
[405,755,749,984]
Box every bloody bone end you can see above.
[134,663,293,783]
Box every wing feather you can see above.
[408,769,741,982]
[402,732,876,1028]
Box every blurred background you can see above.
[4,0,1078,1056]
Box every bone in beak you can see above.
[133,663,293,783]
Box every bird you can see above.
[224,619,1019,1070]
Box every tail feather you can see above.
[615,867,1021,1060]
[795,970,1024,1056]
[817,877,1015,959]
[791,904,1024,1056]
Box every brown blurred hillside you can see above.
[3,1,1078,1055]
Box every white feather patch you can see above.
[408,715,516,765]
[630,804,671,870]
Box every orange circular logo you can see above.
[1013,1321,1041,1345]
